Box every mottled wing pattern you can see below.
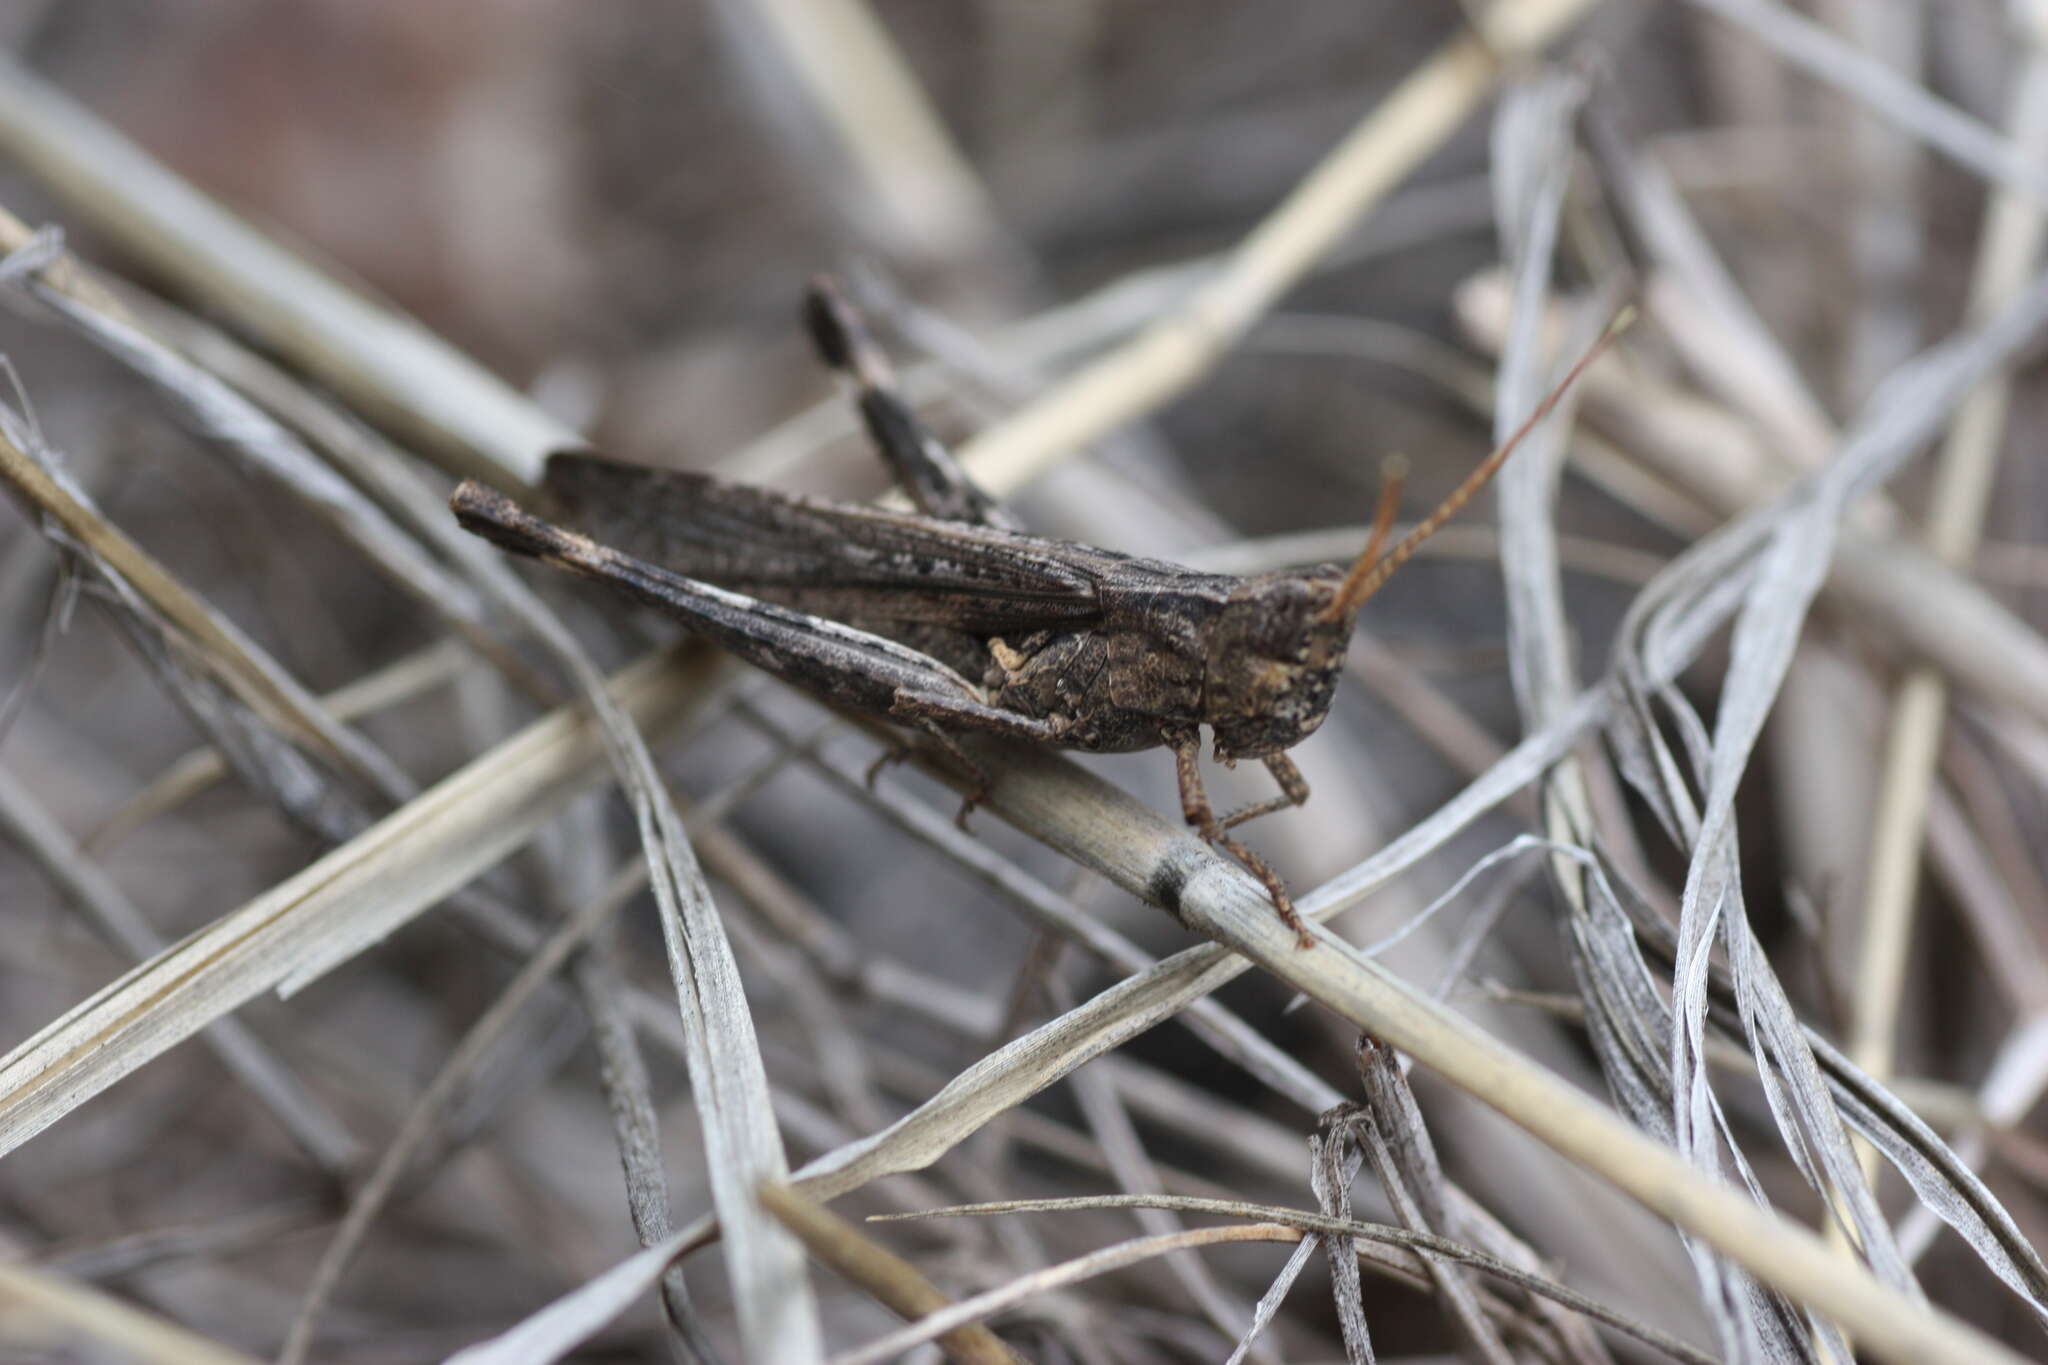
[544,452,1113,633]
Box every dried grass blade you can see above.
[1682,0,2048,207]
[0,1260,266,1365]
[1613,873,2048,1320]
[1816,1033,2048,1321]
[954,0,1602,494]
[1069,1065,1270,1359]
[0,92,827,1345]
[0,771,360,1174]
[1309,1123,1377,1363]
[1493,68,1777,1355]
[757,1183,1025,1365]
[1227,1238,1320,1365]
[768,723,2024,1360]
[1355,1042,1517,1363]
[0,413,400,796]
[84,639,472,855]
[828,1224,1300,1365]
[1851,33,2048,1121]
[0,57,576,485]
[881,1195,1720,1365]
[1589,115,1836,468]
[568,949,717,1362]
[495,614,823,1362]
[0,646,719,1157]
[0,219,508,659]
[439,1230,693,1365]
[272,864,653,1365]
[1645,269,2048,1324]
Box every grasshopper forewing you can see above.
[452,483,1064,746]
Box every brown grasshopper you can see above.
[452,282,1619,944]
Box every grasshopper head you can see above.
[1199,306,1630,765]
[1204,575,1355,762]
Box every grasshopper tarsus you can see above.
[1277,894,1316,950]
[862,744,907,792]
[1214,831,1313,948]
[1228,847,1312,947]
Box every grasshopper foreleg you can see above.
[1166,730,1312,947]
[1219,752,1311,830]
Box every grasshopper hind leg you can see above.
[803,277,1012,529]
[1166,731,1312,948]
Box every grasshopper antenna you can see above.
[1322,303,1636,623]
[1338,452,1407,605]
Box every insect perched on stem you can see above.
[453,281,1625,946]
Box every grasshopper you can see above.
[453,282,1619,945]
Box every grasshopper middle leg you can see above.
[887,690,1068,827]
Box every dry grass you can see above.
[2,2,2048,1362]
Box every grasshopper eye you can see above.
[1243,607,1314,662]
